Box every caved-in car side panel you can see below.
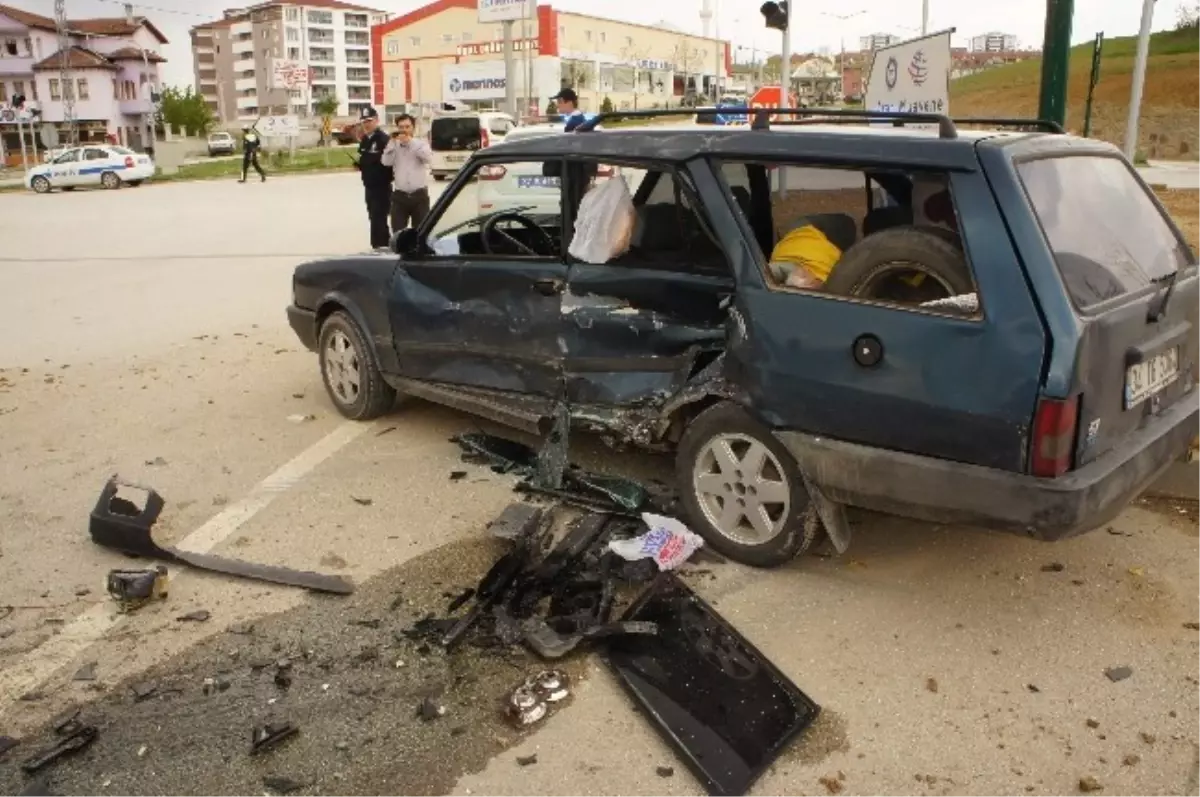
[295,256,400,373]
[386,262,463,380]
[726,169,1046,472]
[562,256,730,406]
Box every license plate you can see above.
[1125,347,1180,409]
[517,176,559,189]
[446,154,466,162]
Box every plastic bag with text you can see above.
[607,512,705,571]
[567,175,634,264]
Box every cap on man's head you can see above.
[360,106,380,120]
[551,88,578,104]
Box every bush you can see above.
[600,95,615,113]
[545,99,557,115]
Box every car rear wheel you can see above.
[676,402,824,567]
[31,176,50,194]
[317,310,396,421]
[100,171,121,190]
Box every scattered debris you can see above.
[1184,621,1199,631]
[449,470,468,481]
[274,670,293,690]
[106,566,170,613]
[20,726,98,773]
[250,723,298,755]
[1086,718,1100,729]
[176,610,211,623]
[1078,775,1103,792]
[227,622,256,636]
[144,457,168,467]
[263,776,307,794]
[16,775,55,796]
[486,503,544,542]
[376,426,397,437]
[1139,732,1156,745]
[417,696,446,722]
[350,496,373,506]
[608,513,705,571]
[1104,666,1133,683]
[819,774,845,794]
[507,683,548,727]
[925,677,938,694]
[1127,566,1145,578]
[516,753,538,767]
[1026,684,1040,693]
[51,709,82,737]
[136,745,148,758]
[90,477,355,595]
[1040,562,1065,572]
[445,588,475,614]
[1122,754,1140,767]
[73,587,90,597]
[656,766,675,778]
[286,414,316,424]
[603,575,819,796]
[72,662,97,682]
[0,735,19,758]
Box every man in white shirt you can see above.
[381,114,433,233]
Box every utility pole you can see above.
[713,0,721,103]
[1124,0,1156,159]
[921,0,929,35]
[1036,0,1074,127]
[54,0,77,146]
[502,20,515,116]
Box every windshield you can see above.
[1018,155,1193,310]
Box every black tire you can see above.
[100,171,121,190]
[676,402,824,567]
[30,175,51,194]
[317,310,395,421]
[824,225,973,303]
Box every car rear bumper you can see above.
[776,391,1200,541]
[287,304,319,352]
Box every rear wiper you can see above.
[1148,269,1180,322]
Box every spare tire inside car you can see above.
[824,225,973,304]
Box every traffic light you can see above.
[760,1,788,31]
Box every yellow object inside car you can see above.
[769,224,842,284]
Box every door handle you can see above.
[533,278,564,296]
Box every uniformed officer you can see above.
[238,125,266,183]
[354,106,393,249]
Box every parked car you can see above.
[286,110,1198,567]
[26,145,154,193]
[207,131,236,156]
[695,96,749,125]
[429,111,515,181]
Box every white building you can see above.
[970,32,1019,52]
[859,33,898,52]
[191,0,391,123]
[0,2,167,159]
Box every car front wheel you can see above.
[676,402,824,567]
[317,310,396,421]
[100,171,121,189]
[30,176,51,194]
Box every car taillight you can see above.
[1030,395,1079,477]
[481,128,491,148]
[596,164,615,178]
[478,164,506,180]
[124,156,134,168]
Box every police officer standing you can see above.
[354,107,393,249]
[238,124,266,183]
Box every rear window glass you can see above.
[431,117,481,149]
[1018,156,1193,309]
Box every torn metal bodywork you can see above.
[89,478,355,595]
[603,575,820,797]
[20,726,98,774]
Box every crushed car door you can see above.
[388,158,568,397]
[561,164,731,408]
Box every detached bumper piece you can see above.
[89,477,354,595]
[603,575,820,796]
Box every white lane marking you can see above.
[0,421,370,706]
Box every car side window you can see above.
[717,160,981,318]
[54,150,79,164]
[84,148,107,160]
[424,158,563,260]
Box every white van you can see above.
[429,111,516,181]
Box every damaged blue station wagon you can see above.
[287,108,1198,567]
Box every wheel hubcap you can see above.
[324,330,361,404]
[693,433,790,545]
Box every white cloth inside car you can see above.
[568,175,635,264]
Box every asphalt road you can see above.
[0,172,1197,796]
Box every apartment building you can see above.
[970,31,1019,52]
[191,0,390,124]
[0,3,167,161]
[858,33,899,51]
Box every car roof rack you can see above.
[950,117,1065,133]
[574,106,960,139]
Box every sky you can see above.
[31,0,1186,89]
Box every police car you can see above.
[25,145,155,194]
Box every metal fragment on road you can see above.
[1105,666,1133,683]
[20,726,98,773]
[176,610,211,623]
[530,670,569,703]
[507,684,547,727]
[250,722,298,755]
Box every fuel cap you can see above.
[852,334,884,368]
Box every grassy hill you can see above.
[951,27,1199,159]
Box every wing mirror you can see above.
[391,227,420,256]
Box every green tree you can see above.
[314,94,340,146]
[158,85,215,137]
[545,99,557,115]
[600,95,615,113]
